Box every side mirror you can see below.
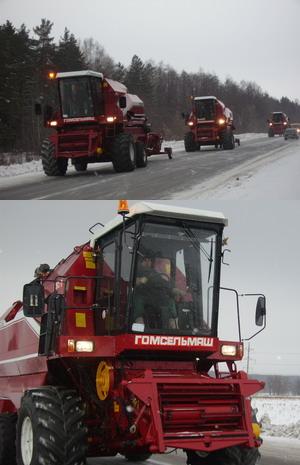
[23,282,45,317]
[119,96,127,109]
[255,296,266,326]
[35,103,42,116]
[44,104,54,123]
[181,112,186,119]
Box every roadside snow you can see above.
[176,139,300,199]
[252,397,300,439]
[0,159,43,177]
[208,143,300,199]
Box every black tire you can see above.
[41,139,68,176]
[186,446,260,465]
[74,161,88,172]
[222,129,235,150]
[124,453,151,462]
[135,141,148,168]
[16,387,87,465]
[184,132,197,152]
[0,412,17,465]
[111,133,136,172]
[268,129,274,137]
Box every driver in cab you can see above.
[133,251,178,329]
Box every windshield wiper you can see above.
[181,224,214,282]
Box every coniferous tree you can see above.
[56,28,85,72]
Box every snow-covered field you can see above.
[252,396,300,439]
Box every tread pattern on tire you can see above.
[135,141,148,168]
[74,161,88,172]
[184,132,196,152]
[41,139,68,176]
[0,412,17,465]
[17,386,87,465]
[111,133,136,172]
[186,445,260,465]
[222,129,235,150]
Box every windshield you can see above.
[272,113,284,123]
[59,77,95,118]
[195,99,216,120]
[131,221,219,335]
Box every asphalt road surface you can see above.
[0,136,294,200]
[87,437,300,465]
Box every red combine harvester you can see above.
[183,96,239,152]
[36,70,172,175]
[267,111,290,137]
[0,202,266,465]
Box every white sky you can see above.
[0,200,300,376]
[1,0,299,101]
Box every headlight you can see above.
[106,116,116,123]
[68,339,94,352]
[283,122,287,125]
[221,344,237,356]
[218,118,225,125]
[188,121,194,126]
[76,340,94,352]
[49,120,58,127]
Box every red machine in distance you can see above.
[183,96,239,152]
[267,111,290,137]
[0,202,266,465]
[36,70,172,176]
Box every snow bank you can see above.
[0,159,43,177]
[252,396,300,439]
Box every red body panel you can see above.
[0,241,264,456]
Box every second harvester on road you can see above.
[183,96,239,152]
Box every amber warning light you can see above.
[118,200,129,216]
[48,72,56,80]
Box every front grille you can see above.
[196,124,216,140]
[58,133,90,154]
[158,383,243,439]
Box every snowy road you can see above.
[87,437,300,465]
[0,134,297,199]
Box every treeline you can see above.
[1,18,300,153]
[251,374,300,396]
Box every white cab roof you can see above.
[90,202,227,246]
[194,96,217,100]
[57,70,104,79]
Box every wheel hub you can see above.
[21,416,33,465]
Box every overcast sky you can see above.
[1,200,299,376]
[1,0,299,102]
